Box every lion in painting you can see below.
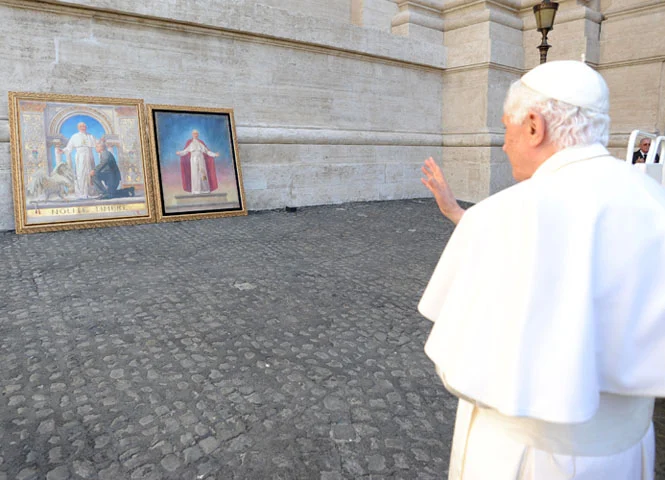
[26,162,76,201]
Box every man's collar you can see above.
[532,144,610,179]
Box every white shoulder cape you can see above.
[419,145,665,424]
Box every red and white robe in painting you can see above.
[177,138,218,194]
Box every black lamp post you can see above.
[533,0,559,64]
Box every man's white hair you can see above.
[503,80,610,149]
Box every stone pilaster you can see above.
[439,0,523,201]
[351,0,398,32]
[391,0,445,44]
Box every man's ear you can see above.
[527,112,546,146]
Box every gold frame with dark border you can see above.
[8,91,155,234]
[146,104,247,223]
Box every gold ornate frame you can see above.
[146,104,247,223]
[8,92,155,234]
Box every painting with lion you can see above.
[8,92,155,233]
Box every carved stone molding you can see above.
[237,126,444,146]
[391,0,444,43]
[595,55,665,70]
[1,0,447,70]
[602,0,664,19]
[443,0,520,12]
[443,4,522,31]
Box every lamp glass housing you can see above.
[533,1,558,31]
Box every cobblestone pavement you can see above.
[0,199,663,480]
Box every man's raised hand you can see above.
[421,157,465,225]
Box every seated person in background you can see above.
[633,137,660,164]
[91,142,134,199]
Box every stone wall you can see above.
[1,0,664,231]
[0,0,445,231]
[440,0,523,199]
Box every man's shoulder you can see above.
[469,180,533,213]
[467,156,649,219]
[100,150,116,162]
[554,155,665,214]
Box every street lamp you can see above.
[533,0,559,64]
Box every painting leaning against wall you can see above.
[8,92,155,234]
[147,105,247,223]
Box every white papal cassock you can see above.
[177,139,216,194]
[62,131,97,199]
[419,144,665,480]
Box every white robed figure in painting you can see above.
[419,61,665,479]
[176,129,220,195]
[58,121,97,199]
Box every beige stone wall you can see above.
[259,0,352,23]
[352,0,398,32]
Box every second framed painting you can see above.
[147,105,247,222]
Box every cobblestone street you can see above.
[0,199,663,479]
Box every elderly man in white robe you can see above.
[58,121,97,199]
[176,130,220,195]
[419,61,665,479]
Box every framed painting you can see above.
[8,92,155,234]
[147,105,247,222]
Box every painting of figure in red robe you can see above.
[148,106,246,222]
